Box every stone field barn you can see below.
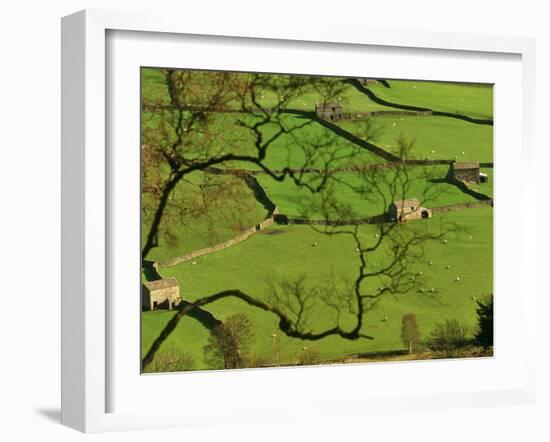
[389,198,432,222]
[142,277,182,311]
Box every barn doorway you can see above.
[153,301,158,310]
[421,210,430,219]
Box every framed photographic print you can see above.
[61,9,537,433]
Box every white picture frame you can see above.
[61,9,538,433]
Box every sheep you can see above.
[375,233,379,238]
[418,271,423,275]
[191,261,197,265]
[311,242,317,247]
[443,239,448,244]
[430,288,436,293]
[446,265,451,269]
[429,261,433,266]
[455,276,461,281]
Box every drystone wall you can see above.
[430,200,493,214]
[274,213,387,226]
[155,172,278,269]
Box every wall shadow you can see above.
[181,301,222,331]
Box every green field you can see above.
[258,166,479,218]
[368,80,494,120]
[144,207,493,369]
[142,171,268,263]
[141,69,494,371]
[339,115,493,162]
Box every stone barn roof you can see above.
[392,198,420,209]
[453,162,480,170]
[143,277,178,291]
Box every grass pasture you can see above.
[339,115,493,163]
[368,80,494,120]
[140,69,494,371]
[142,170,268,263]
[144,207,493,369]
[258,165,479,219]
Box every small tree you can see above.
[204,313,255,369]
[429,319,470,358]
[474,294,493,348]
[400,313,421,354]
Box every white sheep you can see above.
[191,261,197,265]
[311,242,317,247]
[443,239,448,244]
[455,276,461,281]
[430,288,436,292]
[429,261,433,266]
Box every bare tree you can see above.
[310,76,348,107]
[141,70,354,258]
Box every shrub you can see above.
[143,345,195,373]
[428,319,471,358]
[297,346,322,366]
